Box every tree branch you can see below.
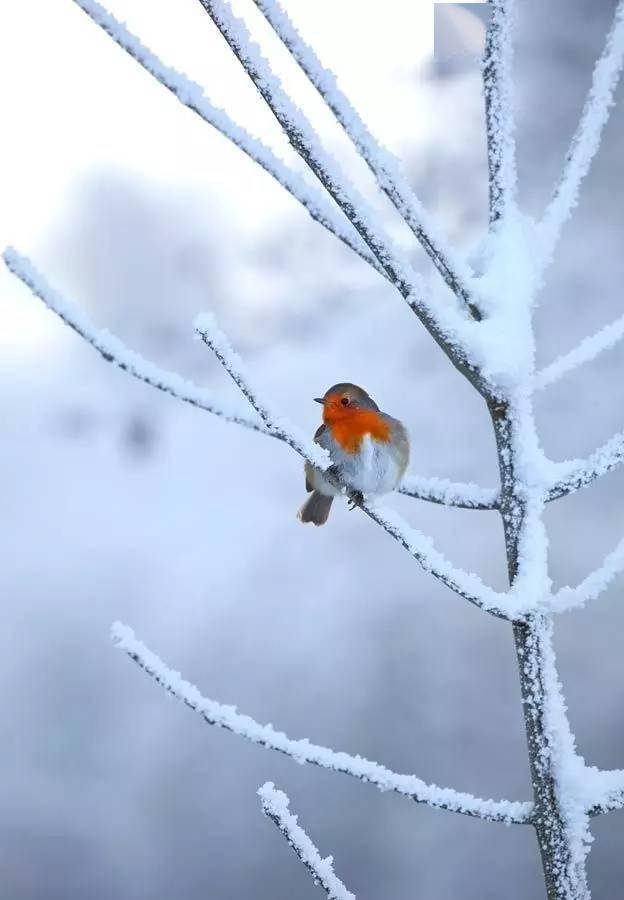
[191,0,494,399]
[252,0,482,319]
[534,311,624,391]
[2,248,266,433]
[546,431,624,503]
[483,0,518,226]
[398,474,498,510]
[4,247,512,617]
[587,769,624,817]
[259,783,355,900]
[550,534,624,613]
[194,313,515,620]
[71,0,387,279]
[2,247,496,510]
[111,622,533,825]
[539,0,624,265]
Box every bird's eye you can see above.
[341,397,350,406]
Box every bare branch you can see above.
[3,248,497,511]
[252,0,482,319]
[259,783,355,900]
[534,311,624,391]
[546,431,624,503]
[540,0,624,263]
[483,0,518,225]
[191,0,494,399]
[112,622,534,824]
[71,0,387,279]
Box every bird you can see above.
[297,383,410,526]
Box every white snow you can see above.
[539,1,624,264]
[71,0,381,276]
[259,782,355,900]
[111,622,533,825]
[535,311,624,390]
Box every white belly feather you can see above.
[312,434,401,497]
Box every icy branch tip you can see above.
[258,781,290,814]
[111,621,136,649]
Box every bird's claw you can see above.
[348,491,364,510]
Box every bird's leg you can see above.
[348,490,364,510]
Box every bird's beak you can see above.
[314,397,324,405]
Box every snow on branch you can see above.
[3,247,499,511]
[71,0,385,279]
[540,0,624,263]
[534,311,624,391]
[550,534,624,613]
[194,313,328,469]
[586,769,624,816]
[193,312,513,619]
[259,783,355,900]
[252,0,482,320]
[112,622,534,825]
[546,431,624,503]
[2,248,267,433]
[398,474,498,510]
[192,0,494,398]
[483,0,518,226]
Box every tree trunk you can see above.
[489,400,589,900]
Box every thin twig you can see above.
[111,622,534,825]
[534,311,624,391]
[253,0,482,319]
[259,783,355,900]
[546,432,624,503]
[2,248,497,510]
[192,0,494,399]
[540,0,624,264]
[71,0,387,279]
[483,0,518,225]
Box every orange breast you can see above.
[325,410,391,454]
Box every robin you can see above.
[297,383,410,526]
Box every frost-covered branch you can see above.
[398,474,498,509]
[2,248,266,433]
[259,783,355,900]
[540,0,624,264]
[3,248,497,511]
[112,622,533,824]
[71,0,386,278]
[546,431,624,503]
[194,312,513,619]
[192,0,494,398]
[253,0,482,319]
[550,534,624,613]
[534,311,624,391]
[4,247,512,616]
[587,769,624,816]
[483,0,518,225]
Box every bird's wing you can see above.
[305,423,329,491]
[385,415,411,480]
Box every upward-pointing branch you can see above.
[192,0,494,399]
[252,0,482,319]
[259,783,355,900]
[483,0,518,225]
[540,0,624,264]
[71,0,387,280]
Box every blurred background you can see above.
[0,1,623,897]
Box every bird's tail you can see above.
[297,491,333,526]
